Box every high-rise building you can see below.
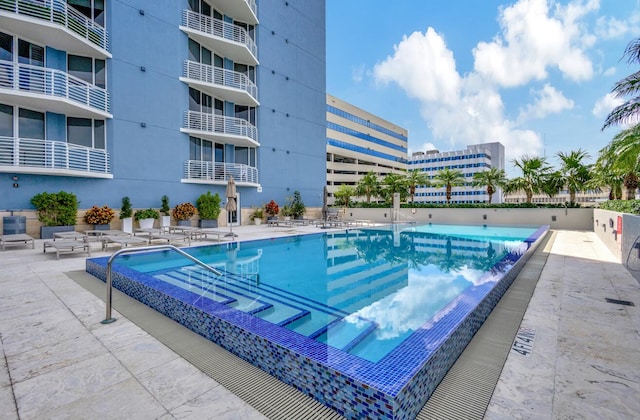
[0,0,326,225]
[409,142,505,204]
[326,94,408,204]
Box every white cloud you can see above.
[603,66,616,77]
[351,64,366,83]
[592,92,623,118]
[408,142,438,156]
[518,84,575,122]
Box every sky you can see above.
[326,0,640,176]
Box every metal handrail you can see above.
[101,244,223,324]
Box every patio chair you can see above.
[0,233,35,250]
[43,237,91,259]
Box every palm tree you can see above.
[355,171,381,204]
[602,38,640,130]
[472,167,507,204]
[333,184,355,207]
[406,169,430,203]
[557,149,592,204]
[432,168,466,204]
[506,156,552,203]
[381,173,409,204]
[588,162,624,200]
[596,125,640,199]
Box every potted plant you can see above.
[281,202,292,221]
[30,191,78,239]
[196,191,221,228]
[120,196,133,233]
[290,190,306,219]
[160,195,171,228]
[172,202,196,226]
[84,205,115,230]
[264,200,279,220]
[134,208,159,229]
[249,206,264,225]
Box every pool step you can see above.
[314,317,378,352]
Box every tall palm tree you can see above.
[355,171,381,204]
[588,162,624,200]
[381,173,409,204]
[557,149,592,204]
[333,184,355,207]
[432,168,466,204]
[472,167,507,204]
[506,156,552,203]
[406,169,430,203]
[602,38,640,130]
[596,125,640,199]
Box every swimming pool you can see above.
[86,223,548,419]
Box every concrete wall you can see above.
[594,209,640,283]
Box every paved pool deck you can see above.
[0,226,638,419]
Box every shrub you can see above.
[160,195,170,216]
[134,208,159,220]
[250,206,264,220]
[172,202,196,221]
[599,199,640,214]
[196,192,221,220]
[84,205,115,225]
[120,196,132,219]
[30,191,78,226]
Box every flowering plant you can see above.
[264,200,279,217]
[172,202,196,221]
[84,205,115,225]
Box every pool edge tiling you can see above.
[86,225,550,419]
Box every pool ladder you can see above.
[101,245,223,324]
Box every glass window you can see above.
[18,40,43,66]
[214,143,224,162]
[235,147,248,165]
[0,32,12,62]
[67,117,92,147]
[68,0,104,26]
[188,39,200,62]
[93,120,105,149]
[0,104,13,137]
[95,59,105,88]
[189,136,201,160]
[68,55,92,84]
[18,108,44,139]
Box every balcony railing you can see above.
[183,111,258,145]
[183,160,258,184]
[183,60,258,104]
[182,9,257,63]
[0,136,111,175]
[0,60,110,115]
[0,0,109,53]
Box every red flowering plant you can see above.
[84,205,115,225]
[172,202,196,221]
[264,200,279,218]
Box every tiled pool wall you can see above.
[86,225,549,419]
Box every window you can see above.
[19,108,44,139]
[68,55,106,87]
[0,103,13,137]
[188,39,212,66]
[0,32,12,62]
[18,40,44,66]
[68,0,105,26]
[189,88,213,113]
[67,117,106,149]
[189,0,211,16]
[234,63,255,83]
[234,105,255,125]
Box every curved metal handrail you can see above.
[102,244,222,324]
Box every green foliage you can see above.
[196,191,221,220]
[30,191,78,226]
[120,196,132,219]
[249,206,264,220]
[160,195,170,215]
[284,191,306,218]
[599,199,640,214]
[134,208,159,220]
[334,185,356,207]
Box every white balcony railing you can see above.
[183,60,258,104]
[0,136,111,174]
[0,60,110,115]
[0,0,109,52]
[183,111,258,144]
[182,9,257,61]
[183,160,258,184]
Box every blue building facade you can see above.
[0,0,326,223]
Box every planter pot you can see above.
[283,216,291,221]
[40,225,74,239]
[160,215,171,228]
[138,218,155,229]
[121,217,133,234]
[254,218,262,225]
[267,216,277,221]
[199,219,218,228]
[93,224,111,231]
[294,216,304,220]
[177,220,191,227]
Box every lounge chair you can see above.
[0,233,35,250]
[148,232,191,246]
[43,239,91,259]
[102,235,148,250]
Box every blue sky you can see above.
[326,0,640,175]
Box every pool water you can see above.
[87,223,548,419]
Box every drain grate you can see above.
[605,298,635,306]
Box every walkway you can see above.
[0,227,638,419]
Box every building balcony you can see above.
[0,136,112,178]
[180,60,258,106]
[181,111,258,148]
[0,60,111,118]
[183,160,258,186]
[214,0,258,25]
[180,10,258,65]
[0,0,110,59]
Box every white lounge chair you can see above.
[43,239,91,259]
[0,234,35,250]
